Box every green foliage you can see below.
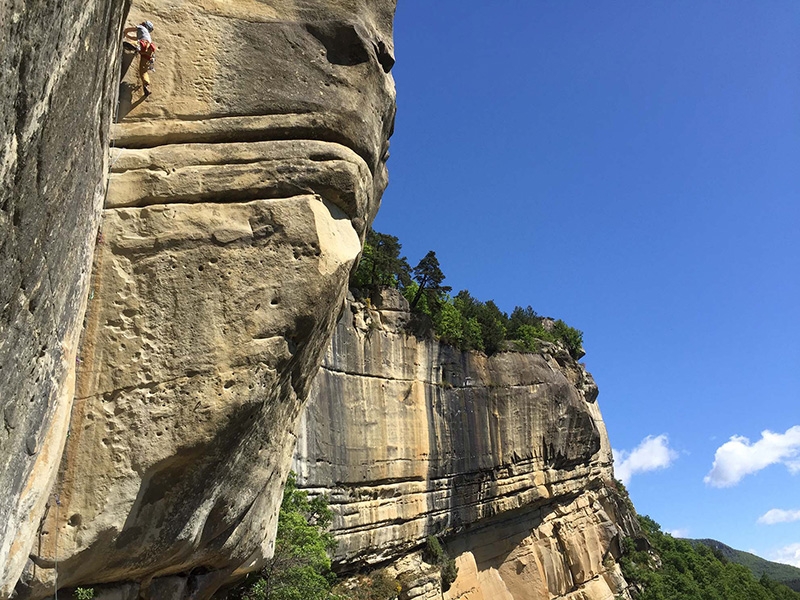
[517,319,583,358]
[353,230,411,293]
[424,535,445,563]
[613,478,636,514]
[358,227,585,358]
[552,319,584,358]
[461,316,484,351]
[507,305,540,338]
[424,536,458,592]
[429,292,485,351]
[453,292,507,354]
[688,539,800,592]
[74,589,95,600]
[516,323,555,352]
[433,301,466,347]
[410,251,451,312]
[620,515,800,600]
[229,472,337,600]
[440,559,459,592]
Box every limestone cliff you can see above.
[294,291,637,600]
[0,0,129,594]
[11,1,397,598]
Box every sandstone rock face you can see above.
[16,1,396,598]
[0,0,129,595]
[294,291,635,600]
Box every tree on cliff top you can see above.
[352,229,411,292]
[352,227,584,359]
[409,251,451,311]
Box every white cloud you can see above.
[704,426,800,488]
[771,543,800,568]
[758,508,800,525]
[613,435,678,486]
[666,528,690,538]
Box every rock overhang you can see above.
[15,0,398,597]
[107,137,376,234]
[113,1,398,231]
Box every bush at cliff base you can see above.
[331,571,401,600]
[620,515,800,600]
[228,472,337,600]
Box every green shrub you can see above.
[440,559,458,591]
[228,472,337,600]
[434,301,465,347]
[516,323,556,351]
[424,536,458,592]
[514,321,584,359]
[552,319,584,358]
[352,230,411,293]
[424,535,445,563]
[74,589,95,600]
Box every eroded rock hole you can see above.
[373,40,395,73]
[306,23,370,67]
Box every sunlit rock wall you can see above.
[294,291,636,600]
[16,1,396,598]
[0,0,129,595]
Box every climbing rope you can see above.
[108,40,127,170]
[108,89,124,170]
[53,494,61,600]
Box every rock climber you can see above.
[123,20,157,97]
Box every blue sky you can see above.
[375,1,800,564]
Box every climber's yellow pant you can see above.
[138,56,151,88]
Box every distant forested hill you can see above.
[689,539,800,593]
[619,514,800,600]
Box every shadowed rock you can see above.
[0,0,130,595]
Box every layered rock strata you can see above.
[294,292,635,600]
[16,1,396,598]
[0,0,129,594]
